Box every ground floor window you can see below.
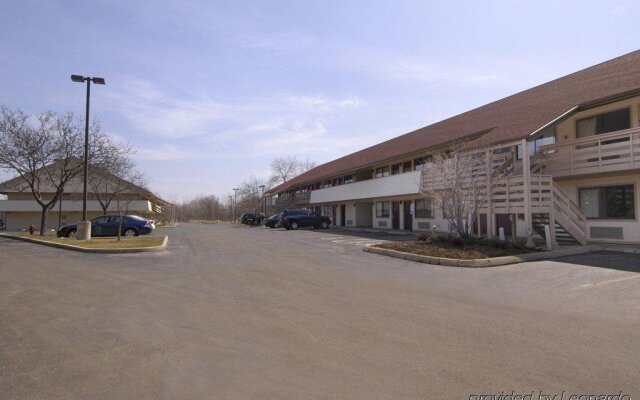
[579,184,635,219]
[415,199,432,218]
[375,202,390,218]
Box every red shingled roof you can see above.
[270,49,640,193]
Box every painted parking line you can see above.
[576,274,640,289]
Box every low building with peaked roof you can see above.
[0,166,169,231]
[267,50,640,245]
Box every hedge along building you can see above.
[266,50,640,246]
[0,161,170,231]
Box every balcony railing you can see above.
[310,171,422,204]
[295,192,311,204]
[540,127,640,177]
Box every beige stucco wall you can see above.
[555,172,640,243]
[2,211,112,231]
[555,96,640,143]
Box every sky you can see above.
[1,0,638,202]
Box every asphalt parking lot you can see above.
[1,223,639,399]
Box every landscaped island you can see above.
[375,233,539,260]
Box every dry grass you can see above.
[376,239,537,260]
[5,232,165,249]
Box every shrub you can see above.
[449,236,465,247]
[417,232,430,241]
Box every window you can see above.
[576,108,631,138]
[375,202,390,218]
[402,161,412,172]
[517,127,556,159]
[92,216,109,224]
[579,185,635,219]
[391,164,401,175]
[415,199,433,218]
[414,156,432,170]
[108,216,122,224]
[344,175,354,184]
[375,166,390,178]
[442,198,454,218]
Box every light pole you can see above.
[71,74,105,240]
[258,185,265,215]
[232,188,239,223]
[228,195,232,223]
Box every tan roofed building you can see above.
[267,50,640,245]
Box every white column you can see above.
[522,139,534,247]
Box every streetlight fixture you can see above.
[232,188,239,223]
[70,74,105,240]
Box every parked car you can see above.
[240,213,265,225]
[279,209,331,230]
[263,214,279,228]
[240,213,256,224]
[57,215,155,238]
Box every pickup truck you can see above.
[279,209,332,230]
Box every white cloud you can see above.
[106,80,366,146]
[241,31,314,51]
[345,50,502,87]
[136,144,191,161]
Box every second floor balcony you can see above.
[540,127,640,178]
[309,170,421,204]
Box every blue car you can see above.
[57,215,155,238]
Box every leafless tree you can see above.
[88,141,145,216]
[0,107,110,235]
[112,173,149,241]
[174,194,225,222]
[419,140,493,237]
[269,156,317,185]
[236,175,270,216]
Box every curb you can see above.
[362,244,601,267]
[0,233,168,254]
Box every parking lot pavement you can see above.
[266,226,408,250]
[1,223,639,400]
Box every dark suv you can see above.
[279,209,331,230]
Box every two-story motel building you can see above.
[267,50,640,246]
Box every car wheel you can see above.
[269,226,275,229]
[321,221,329,229]
[67,229,77,238]
[123,228,137,237]
[290,222,299,230]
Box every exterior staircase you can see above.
[532,213,581,246]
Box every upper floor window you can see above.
[391,164,401,175]
[414,155,432,170]
[344,175,354,184]
[402,161,412,172]
[517,126,556,159]
[576,108,631,138]
[375,166,390,178]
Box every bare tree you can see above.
[419,140,493,237]
[88,141,142,216]
[113,173,149,241]
[269,156,317,185]
[236,175,270,215]
[174,194,225,222]
[0,107,109,235]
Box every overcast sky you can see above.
[1,0,638,201]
